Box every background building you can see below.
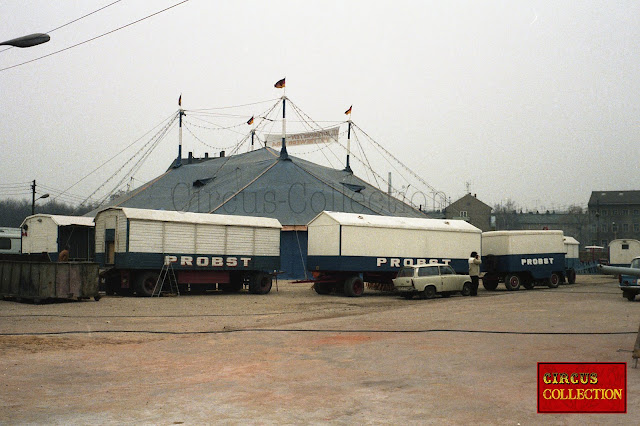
[444,193,492,231]
[588,191,640,247]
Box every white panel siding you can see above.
[254,228,280,256]
[482,231,564,256]
[226,227,254,254]
[95,215,105,254]
[164,223,196,253]
[195,224,225,254]
[116,212,127,252]
[308,217,340,256]
[22,217,58,254]
[129,220,163,253]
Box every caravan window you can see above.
[0,238,10,250]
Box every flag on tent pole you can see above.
[344,105,352,115]
[247,116,254,125]
[274,78,286,88]
[178,94,182,106]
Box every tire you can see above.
[314,282,332,295]
[94,295,101,301]
[344,276,364,297]
[504,274,521,291]
[567,269,576,284]
[135,271,159,297]
[482,275,499,291]
[249,273,272,295]
[461,283,471,297]
[547,273,560,289]
[522,281,534,290]
[624,291,636,301]
[423,285,436,299]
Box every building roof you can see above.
[95,147,428,225]
[22,214,95,228]
[310,211,481,233]
[588,191,640,207]
[445,193,492,213]
[96,207,282,228]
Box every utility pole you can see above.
[31,180,36,215]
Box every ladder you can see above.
[152,261,179,297]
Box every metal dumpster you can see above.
[0,261,100,302]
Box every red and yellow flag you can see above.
[344,105,352,115]
[247,116,254,125]
[274,78,286,89]
[178,94,182,106]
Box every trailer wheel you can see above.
[249,273,272,294]
[344,276,364,297]
[482,275,499,291]
[422,285,436,299]
[547,273,560,289]
[504,274,521,291]
[135,271,159,297]
[461,283,471,297]
[567,269,576,284]
[314,282,332,295]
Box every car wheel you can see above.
[423,285,436,299]
[624,291,636,301]
[461,283,471,297]
[504,274,521,291]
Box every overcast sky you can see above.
[1,0,638,213]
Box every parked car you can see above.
[393,264,472,299]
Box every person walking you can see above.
[468,251,481,296]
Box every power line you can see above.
[0,0,191,72]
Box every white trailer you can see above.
[20,215,95,261]
[307,211,482,296]
[481,230,566,291]
[0,227,21,255]
[609,239,640,267]
[563,236,580,284]
[94,207,282,296]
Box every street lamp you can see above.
[32,193,49,215]
[0,33,50,48]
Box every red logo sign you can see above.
[538,362,626,413]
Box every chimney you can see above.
[188,152,193,164]
[220,150,225,158]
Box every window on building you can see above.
[591,240,598,246]
[622,209,629,216]
[635,224,640,232]
[623,224,629,232]
[622,244,630,250]
[602,224,608,232]
[459,211,468,217]
[634,209,639,216]
[613,209,618,216]
[591,224,597,232]
[602,210,608,216]
[602,240,608,247]
[612,224,618,232]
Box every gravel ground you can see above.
[0,275,639,424]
